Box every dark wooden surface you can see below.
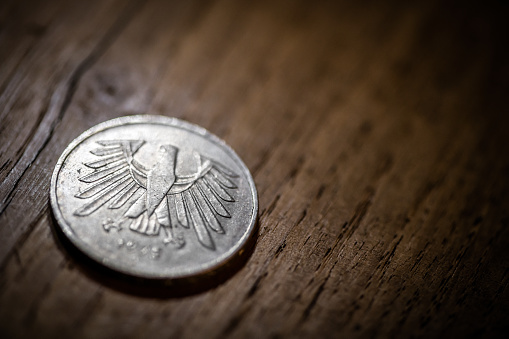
[1,0,509,338]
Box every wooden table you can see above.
[1,0,508,337]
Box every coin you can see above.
[50,115,258,279]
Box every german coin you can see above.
[50,115,258,279]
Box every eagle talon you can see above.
[163,236,186,249]
[102,218,123,232]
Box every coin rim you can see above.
[50,115,258,279]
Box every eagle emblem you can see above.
[73,140,238,250]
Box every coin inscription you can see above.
[50,116,258,279]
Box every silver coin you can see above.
[50,115,258,279]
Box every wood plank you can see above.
[1,0,508,337]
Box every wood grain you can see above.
[1,0,508,337]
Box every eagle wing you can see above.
[167,154,239,250]
[74,140,148,216]
[74,141,239,251]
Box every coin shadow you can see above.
[49,209,258,298]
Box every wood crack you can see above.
[0,208,48,275]
[0,0,144,217]
[300,264,334,323]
